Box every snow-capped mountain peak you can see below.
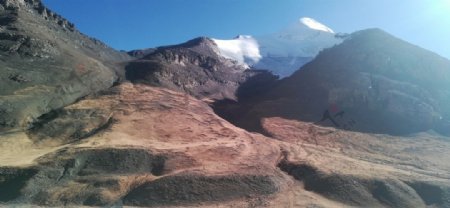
[212,17,346,77]
[299,17,335,33]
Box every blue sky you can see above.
[42,0,450,59]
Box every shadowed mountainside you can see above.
[214,29,450,136]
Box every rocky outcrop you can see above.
[1,0,75,31]
[125,37,278,101]
[127,48,156,58]
[0,0,130,130]
[123,174,278,206]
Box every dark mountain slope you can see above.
[0,0,131,130]
[125,37,278,100]
[218,29,450,135]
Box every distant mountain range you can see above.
[127,17,344,79]
[124,24,450,136]
[125,37,277,101]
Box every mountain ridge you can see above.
[125,36,278,101]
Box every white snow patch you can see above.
[212,35,262,67]
[300,17,335,33]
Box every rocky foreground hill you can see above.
[1,0,450,207]
[0,0,130,130]
[3,83,450,207]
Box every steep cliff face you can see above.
[0,0,131,130]
[215,29,450,136]
[125,37,278,101]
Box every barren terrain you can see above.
[1,83,449,207]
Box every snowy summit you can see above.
[212,17,346,77]
[299,17,335,33]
